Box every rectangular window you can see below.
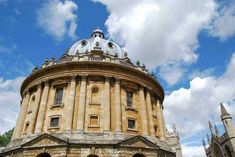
[128,119,136,130]
[90,115,99,126]
[50,117,59,128]
[24,122,30,133]
[126,92,133,107]
[54,88,63,104]
[154,125,158,133]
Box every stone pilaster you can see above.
[156,99,165,141]
[35,81,50,134]
[103,76,111,132]
[13,91,30,139]
[161,104,166,140]
[77,75,87,132]
[139,86,148,136]
[114,78,122,132]
[65,76,77,132]
[146,90,155,136]
[28,84,42,134]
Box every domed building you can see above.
[0,29,182,157]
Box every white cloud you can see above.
[182,144,205,157]
[37,0,78,40]
[159,63,186,85]
[164,53,235,136]
[0,76,25,134]
[209,2,235,41]
[93,0,217,85]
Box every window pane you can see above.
[90,116,98,126]
[127,92,133,107]
[55,88,63,104]
[50,117,59,127]
[128,119,135,129]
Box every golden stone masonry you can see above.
[0,29,182,157]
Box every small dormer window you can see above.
[81,40,87,47]
[108,42,113,48]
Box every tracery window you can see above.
[225,145,232,157]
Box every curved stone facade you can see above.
[0,29,181,157]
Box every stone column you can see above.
[77,75,87,132]
[156,99,165,141]
[13,91,30,139]
[139,86,148,136]
[28,84,42,134]
[114,78,122,132]
[65,76,77,132]
[146,90,155,136]
[103,76,111,132]
[35,81,50,134]
[161,104,166,139]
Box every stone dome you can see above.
[68,28,125,57]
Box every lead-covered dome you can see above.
[68,28,125,56]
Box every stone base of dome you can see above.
[0,133,176,157]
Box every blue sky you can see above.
[1,0,235,156]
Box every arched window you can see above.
[133,153,146,157]
[213,143,223,157]
[31,95,35,102]
[54,88,63,104]
[91,86,99,104]
[36,153,51,157]
[87,155,98,157]
[28,95,36,114]
[225,145,232,157]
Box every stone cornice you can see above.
[21,61,165,102]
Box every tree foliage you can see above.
[0,129,13,147]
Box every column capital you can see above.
[138,84,145,91]
[104,75,111,82]
[79,74,88,81]
[37,82,42,89]
[23,89,30,97]
[43,79,50,86]
[71,75,77,82]
[114,77,120,84]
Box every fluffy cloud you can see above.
[159,63,186,85]
[164,53,235,136]
[37,0,78,40]
[209,2,235,41]
[0,76,25,134]
[182,144,205,157]
[93,0,217,85]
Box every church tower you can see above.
[204,103,235,157]
[221,103,235,154]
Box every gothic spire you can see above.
[220,103,231,117]
[207,133,210,144]
[173,123,177,133]
[209,121,214,134]
[202,139,206,150]
[214,125,219,137]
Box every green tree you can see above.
[0,128,13,147]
